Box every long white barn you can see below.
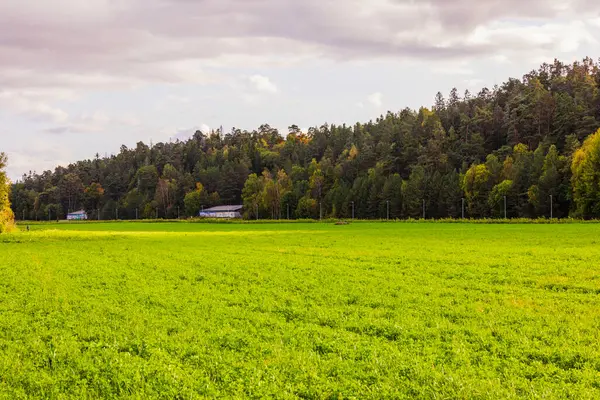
[67,210,88,220]
[199,205,243,219]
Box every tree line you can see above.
[9,58,600,220]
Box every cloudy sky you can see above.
[2,0,600,180]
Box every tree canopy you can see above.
[1,153,15,231]
[10,58,600,220]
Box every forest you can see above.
[9,57,600,220]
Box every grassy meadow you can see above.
[2,221,600,398]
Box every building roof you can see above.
[203,205,243,212]
[68,210,87,215]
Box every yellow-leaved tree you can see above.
[571,129,600,219]
[0,152,16,233]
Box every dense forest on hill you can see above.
[9,58,600,220]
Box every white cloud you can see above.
[367,92,383,108]
[490,54,510,64]
[165,94,191,104]
[248,75,278,94]
[155,94,193,111]
[164,124,212,142]
[466,20,597,57]
[431,63,474,75]
[200,123,211,134]
[0,91,69,123]
[0,90,143,134]
[240,93,260,105]
[229,74,279,105]
[42,111,141,135]
[464,78,484,88]
[6,139,73,179]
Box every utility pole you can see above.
[504,195,507,219]
[351,201,354,220]
[386,201,390,220]
[422,199,426,220]
[550,195,553,219]
[462,198,465,219]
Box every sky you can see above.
[2,0,600,181]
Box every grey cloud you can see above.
[1,0,599,93]
[44,127,71,135]
[123,0,600,55]
[417,0,599,29]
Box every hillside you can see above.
[10,57,600,220]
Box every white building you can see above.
[67,210,88,220]
[199,205,243,219]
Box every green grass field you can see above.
[2,222,600,399]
